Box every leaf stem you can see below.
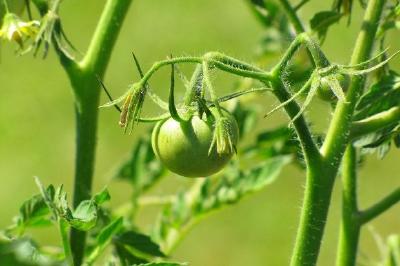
[269,77,321,168]
[277,0,306,33]
[59,219,74,266]
[350,106,400,139]
[359,187,400,224]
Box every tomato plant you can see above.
[0,0,399,266]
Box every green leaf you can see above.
[230,101,258,138]
[355,71,400,120]
[152,155,291,253]
[93,187,111,205]
[310,11,342,41]
[115,242,148,265]
[0,238,59,266]
[112,132,165,195]
[86,217,123,264]
[115,231,165,258]
[16,192,52,231]
[68,200,97,231]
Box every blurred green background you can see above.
[0,0,399,265]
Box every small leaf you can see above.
[93,187,111,205]
[310,11,342,41]
[17,192,51,230]
[68,200,97,231]
[115,231,165,258]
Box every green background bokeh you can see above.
[0,1,399,265]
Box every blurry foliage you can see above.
[354,71,400,159]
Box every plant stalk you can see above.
[288,0,386,264]
[56,0,133,265]
[290,166,336,266]
[336,145,361,266]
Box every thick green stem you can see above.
[290,166,336,266]
[55,0,133,265]
[287,0,386,264]
[336,145,361,266]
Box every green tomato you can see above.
[317,74,350,102]
[152,108,239,177]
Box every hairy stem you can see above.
[336,145,361,266]
[290,166,336,266]
[269,78,321,166]
[56,0,133,265]
[321,0,387,161]
[288,0,386,265]
[350,106,400,139]
[360,188,400,224]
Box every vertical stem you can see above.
[289,0,386,264]
[277,0,306,34]
[321,0,387,160]
[336,145,361,266]
[69,73,101,266]
[290,167,336,266]
[57,1,133,265]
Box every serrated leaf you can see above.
[115,243,148,265]
[68,200,97,231]
[310,11,342,41]
[112,132,165,195]
[86,217,123,264]
[152,156,291,253]
[231,101,258,138]
[355,71,400,120]
[115,231,165,258]
[93,187,111,205]
[16,193,52,231]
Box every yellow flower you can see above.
[0,13,39,47]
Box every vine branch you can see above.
[360,187,400,224]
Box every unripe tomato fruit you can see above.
[316,74,350,102]
[152,108,239,177]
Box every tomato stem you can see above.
[54,0,133,264]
